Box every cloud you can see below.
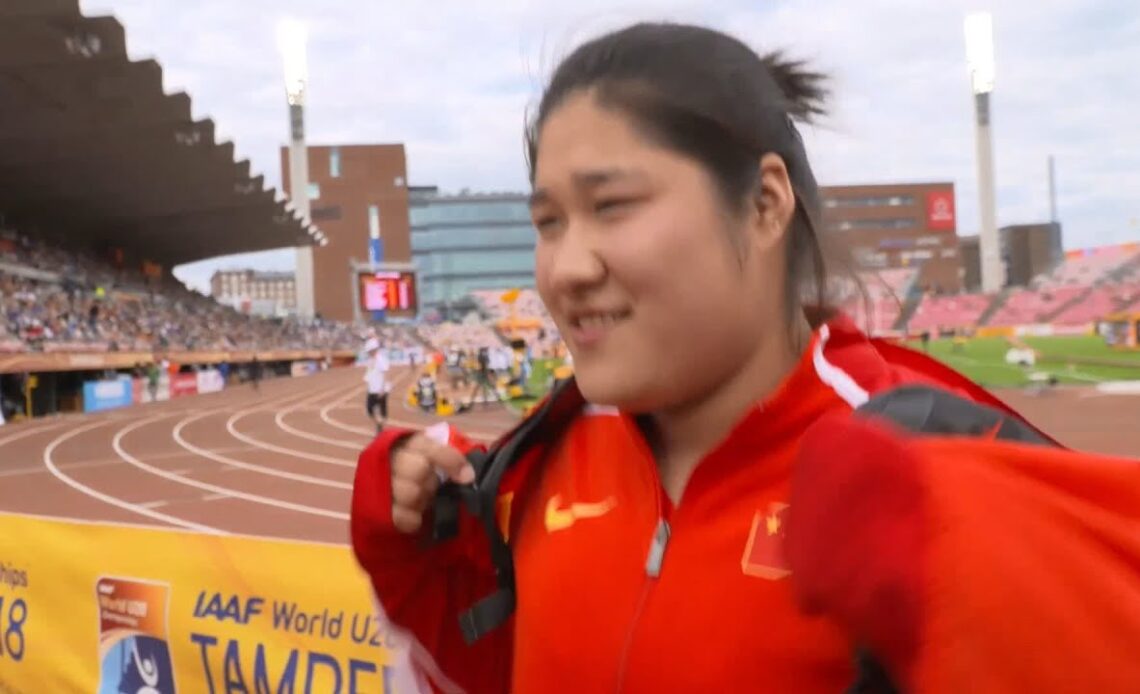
[78,0,1140,291]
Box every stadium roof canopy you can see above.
[0,0,323,267]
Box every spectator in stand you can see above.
[0,231,364,353]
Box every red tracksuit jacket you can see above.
[351,317,1140,693]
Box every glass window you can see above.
[307,182,320,200]
[311,205,341,222]
[410,224,535,251]
[821,195,916,209]
[409,200,531,226]
[368,205,381,239]
[414,249,534,276]
[329,147,341,178]
[832,218,917,232]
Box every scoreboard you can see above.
[357,270,418,319]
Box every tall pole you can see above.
[965,12,1005,294]
[1048,154,1058,223]
[278,19,315,320]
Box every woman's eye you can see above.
[533,216,561,233]
[595,199,630,214]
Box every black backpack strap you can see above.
[855,384,1052,445]
[844,384,1057,693]
[431,377,585,645]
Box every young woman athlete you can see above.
[351,22,1140,694]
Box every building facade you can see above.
[820,182,962,293]
[210,269,296,315]
[958,236,982,292]
[408,188,535,314]
[280,144,410,323]
[1001,222,1063,288]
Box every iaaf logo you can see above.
[97,577,177,694]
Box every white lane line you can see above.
[0,419,75,447]
[42,419,222,534]
[201,493,228,502]
[276,387,369,449]
[139,500,169,509]
[114,415,349,519]
[170,412,352,488]
[0,445,262,479]
[0,458,121,478]
[225,389,358,466]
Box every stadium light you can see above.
[276,18,307,106]
[964,12,995,95]
[964,10,1005,294]
[277,16,316,320]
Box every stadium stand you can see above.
[0,0,355,423]
[1049,283,1140,325]
[1032,245,1140,289]
[985,285,1087,327]
[468,288,561,352]
[0,230,357,353]
[0,3,324,264]
[416,320,503,352]
[899,244,1140,333]
[907,293,994,333]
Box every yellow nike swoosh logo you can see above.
[544,494,617,533]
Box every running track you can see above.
[1,371,1136,547]
[0,367,518,545]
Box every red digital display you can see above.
[357,271,418,318]
[925,190,956,231]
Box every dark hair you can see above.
[525,22,860,328]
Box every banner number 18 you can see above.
[0,596,27,662]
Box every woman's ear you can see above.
[748,153,797,253]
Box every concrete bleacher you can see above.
[1033,245,1140,290]
[901,244,1140,332]
[985,285,1087,326]
[907,293,994,332]
[1049,283,1140,325]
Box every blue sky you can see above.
[79,0,1140,292]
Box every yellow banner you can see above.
[0,513,408,693]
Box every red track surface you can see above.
[0,367,518,545]
[1,371,1136,547]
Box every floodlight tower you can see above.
[965,11,1005,294]
[278,18,316,320]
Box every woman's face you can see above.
[530,91,789,412]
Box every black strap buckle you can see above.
[458,589,516,645]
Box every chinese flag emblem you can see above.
[741,502,791,580]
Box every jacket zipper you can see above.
[613,478,672,693]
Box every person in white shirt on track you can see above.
[363,337,391,433]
